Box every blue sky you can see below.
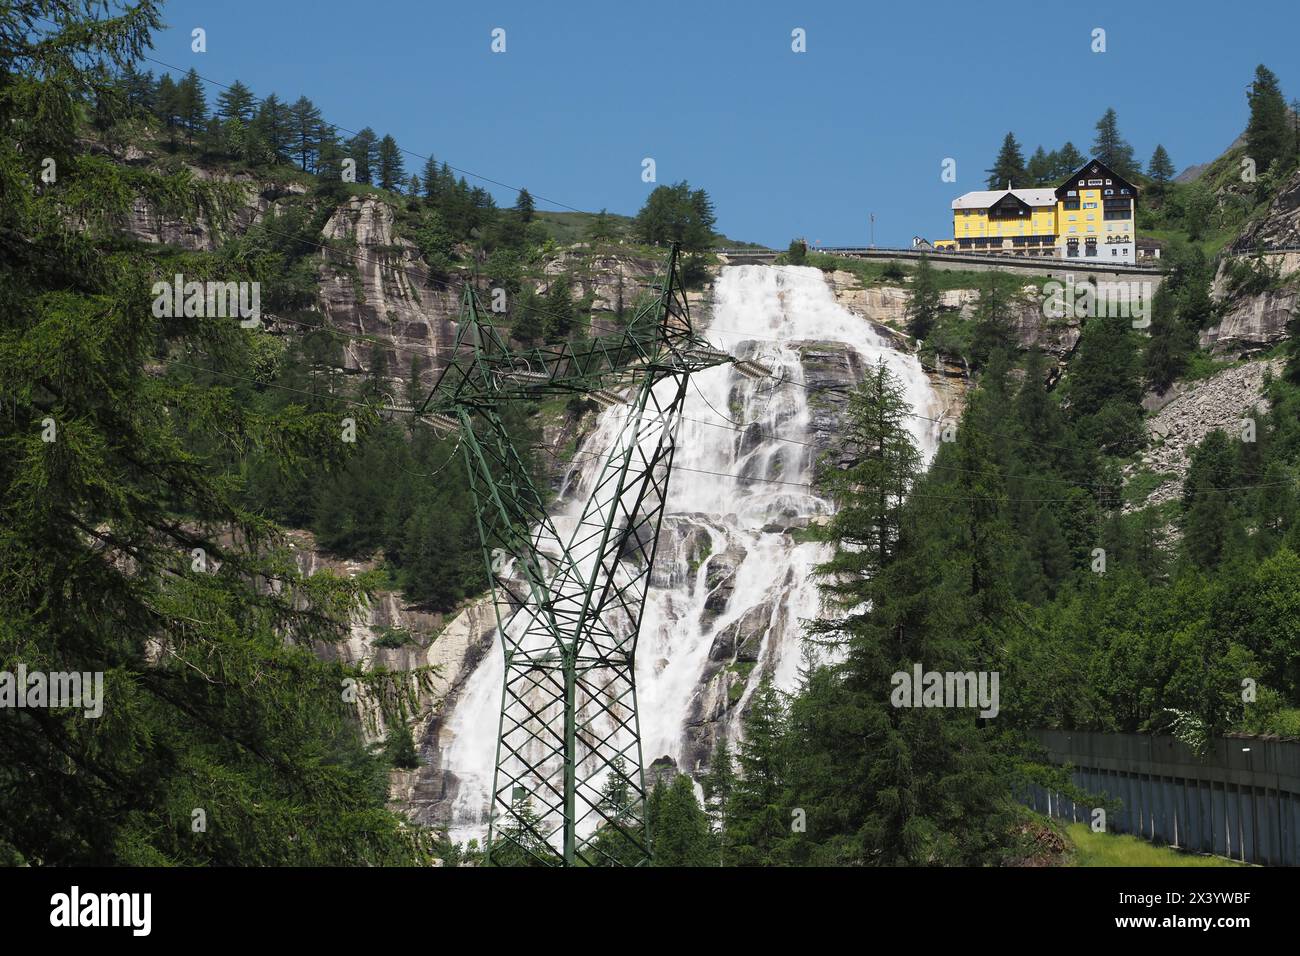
[146,0,1299,248]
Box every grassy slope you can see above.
[1065,823,1243,867]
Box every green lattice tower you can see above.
[421,244,730,866]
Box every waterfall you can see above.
[439,264,941,845]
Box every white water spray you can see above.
[440,264,940,844]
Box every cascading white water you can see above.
[440,264,941,844]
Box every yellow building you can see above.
[943,159,1138,264]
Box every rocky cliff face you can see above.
[822,269,1081,359]
[1133,358,1282,508]
[1203,167,1300,355]
[1203,284,1298,355]
[288,529,497,746]
[123,166,303,251]
[316,195,462,380]
[1232,167,1300,251]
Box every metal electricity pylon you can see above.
[419,243,740,866]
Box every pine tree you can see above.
[1245,64,1290,179]
[813,360,922,610]
[119,63,155,114]
[1144,282,1196,393]
[701,737,735,863]
[489,795,560,866]
[1013,349,1068,471]
[405,354,424,412]
[154,72,179,147]
[1054,141,1086,179]
[542,275,576,342]
[176,68,207,148]
[969,273,1016,369]
[1147,144,1175,192]
[1092,108,1139,177]
[1026,506,1073,598]
[589,755,645,865]
[514,187,535,223]
[316,126,345,182]
[421,155,440,199]
[725,680,790,866]
[1182,430,1239,570]
[634,181,716,251]
[906,254,941,340]
[1025,145,1052,185]
[253,93,290,164]
[288,95,323,172]
[1066,310,1144,414]
[985,132,1027,189]
[216,79,255,124]
[347,127,379,185]
[376,134,404,191]
[511,286,545,344]
[651,774,713,866]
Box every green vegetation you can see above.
[0,1,438,866]
[372,627,417,649]
[1065,823,1242,867]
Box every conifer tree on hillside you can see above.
[1245,64,1291,180]
[633,181,716,251]
[969,274,1017,369]
[421,155,440,199]
[1182,430,1241,570]
[1092,108,1139,177]
[1292,97,1300,159]
[253,92,290,163]
[701,737,736,863]
[216,78,255,124]
[1025,145,1052,185]
[985,131,1027,189]
[1144,281,1197,394]
[347,127,379,185]
[1065,312,1144,454]
[588,755,645,866]
[813,359,922,601]
[154,71,179,146]
[176,68,206,147]
[724,680,790,866]
[514,187,535,223]
[288,95,323,171]
[1053,141,1086,179]
[1147,144,1175,192]
[906,254,941,341]
[119,62,155,113]
[542,274,577,342]
[650,775,713,867]
[795,369,1023,864]
[376,133,404,191]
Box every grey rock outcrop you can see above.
[1137,359,1281,507]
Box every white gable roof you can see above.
[1013,188,1057,206]
[952,187,1057,210]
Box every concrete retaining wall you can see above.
[1027,730,1300,865]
